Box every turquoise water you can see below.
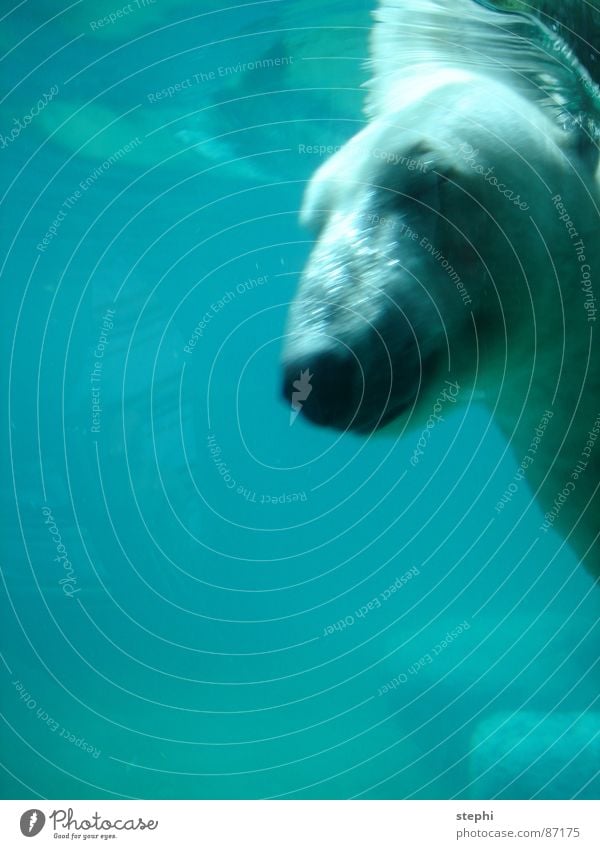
[1,0,598,800]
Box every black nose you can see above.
[282,343,362,429]
[281,324,435,432]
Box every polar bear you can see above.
[281,0,600,578]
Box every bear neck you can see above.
[490,215,600,581]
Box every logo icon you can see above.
[290,369,313,424]
[20,810,45,837]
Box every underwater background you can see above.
[0,0,598,800]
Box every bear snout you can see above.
[282,342,359,429]
[281,326,434,432]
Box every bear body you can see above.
[282,0,600,579]
[469,711,600,799]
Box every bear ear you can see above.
[300,181,330,233]
[299,128,372,232]
[300,148,346,232]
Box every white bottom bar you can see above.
[1,800,598,847]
